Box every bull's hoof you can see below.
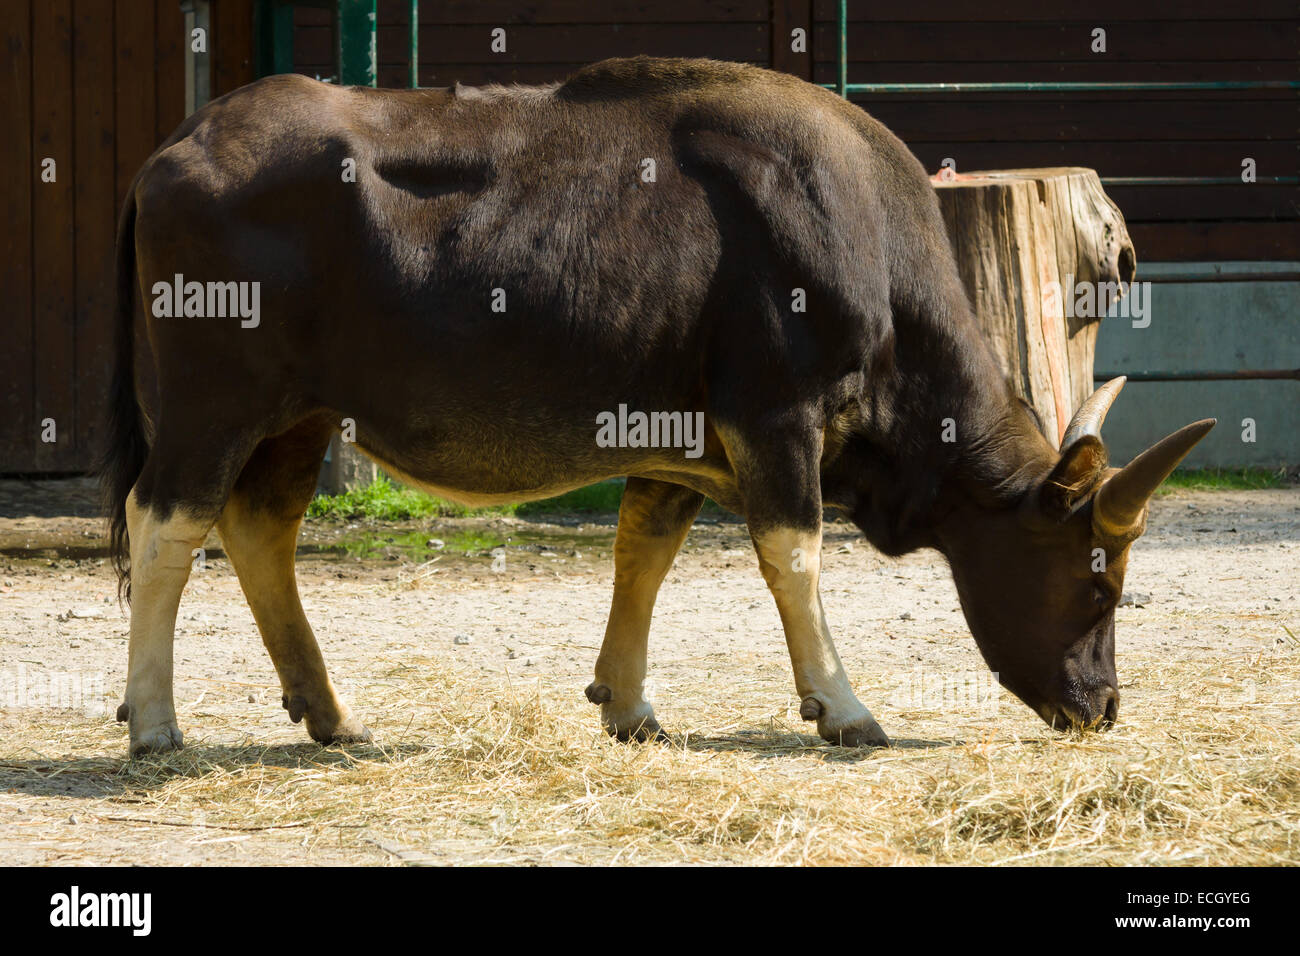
[608,714,667,743]
[313,716,373,746]
[801,696,890,747]
[282,693,371,745]
[595,694,666,743]
[586,682,667,742]
[819,715,891,748]
[130,723,184,757]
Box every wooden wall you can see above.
[0,0,256,475]
[0,0,187,474]
[293,1,785,87]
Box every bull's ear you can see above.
[1038,376,1125,519]
[1039,434,1109,520]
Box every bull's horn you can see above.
[1060,377,1126,450]
[1093,418,1217,536]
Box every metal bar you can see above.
[1095,370,1300,382]
[823,80,1300,94]
[1138,272,1300,284]
[254,0,295,78]
[1102,176,1299,186]
[837,0,847,99]
[409,0,418,88]
[181,0,211,114]
[337,0,376,87]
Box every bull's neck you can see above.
[944,378,1058,512]
[828,311,1058,555]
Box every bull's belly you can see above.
[314,344,739,507]
[350,428,739,509]
[361,449,611,507]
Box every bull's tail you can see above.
[97,182,149,604]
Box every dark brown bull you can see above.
[100,57,1213,756]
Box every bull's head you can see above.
[941,378,1214,731]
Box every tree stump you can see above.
[317,435,378,495]
[934,167,1136,446]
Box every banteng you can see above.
[101,58,1213,755]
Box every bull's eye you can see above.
[1093,586,1109,608]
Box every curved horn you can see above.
[1060,376,1126,450]
[1093,418,1217,536]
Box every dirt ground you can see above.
[0,479,1296,865]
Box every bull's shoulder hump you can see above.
[557,56,764,97]
[555,59,872,165]
[554,56,836,115]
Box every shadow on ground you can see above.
[668,730,956,761]
[0,740,431,799]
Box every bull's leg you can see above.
[119,493,218,755]
[118,424,261,755]
[751,526,889,746]
[216,420,370,745]
[736,423,890,747]
[586,477,703,740]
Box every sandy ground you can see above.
[0,479,1296,865]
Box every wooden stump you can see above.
[317,435,378,495]
[934,167,1136,446]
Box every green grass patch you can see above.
[1156,467,1289,495]
[307,475,631,521]
[515,482,628,514]
[305,475,506,521]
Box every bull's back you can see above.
[143,75,718,376]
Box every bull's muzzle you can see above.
[1042,685,1119,732]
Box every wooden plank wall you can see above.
[212,0,256,94]
[0,0,187,474]
[294,1,784,87]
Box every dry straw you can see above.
[2,641,1296,865]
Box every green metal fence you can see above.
[256,0,419,88]
[823,0,1300,189]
